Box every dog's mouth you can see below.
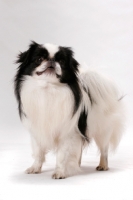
[36,66,55,76]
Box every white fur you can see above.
[21,68,125,178]
[44,43,59,58]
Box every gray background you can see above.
[0,0,133,199]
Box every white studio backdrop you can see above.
[0,0,133,199]
[0,0,133,134]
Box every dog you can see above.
[14,41,125,179]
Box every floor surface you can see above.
[1,128,133,200]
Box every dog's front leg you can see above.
[52,132,82,179]
[25,136,45,174]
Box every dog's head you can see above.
[16,41,79,84]
[15,41,81,116]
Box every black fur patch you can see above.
[55,46,82,114]
[68,82,82,114]
[78,108,89,141]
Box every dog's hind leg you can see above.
[94,134,109,171]
[96,145,109,171]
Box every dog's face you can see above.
[16,41,79,84]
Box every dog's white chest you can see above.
[20,77,74,139]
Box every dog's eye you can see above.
[36,57,44,65]
[38,57,44,62]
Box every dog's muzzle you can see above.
[36,59,55,75]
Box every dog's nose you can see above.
[48,58,55,68]
[49,58,55,62]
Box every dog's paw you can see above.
[52,171,66,179]
[96,166,109,171]
[25,166,41,174]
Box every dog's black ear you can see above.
[62,47,79,72]
[66,48,79,72]
[16,41,39,65]
[70,57,79,72]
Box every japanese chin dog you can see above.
[14,41,125,179]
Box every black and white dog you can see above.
[14,41,124,179]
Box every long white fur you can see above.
[20,58,124,178]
